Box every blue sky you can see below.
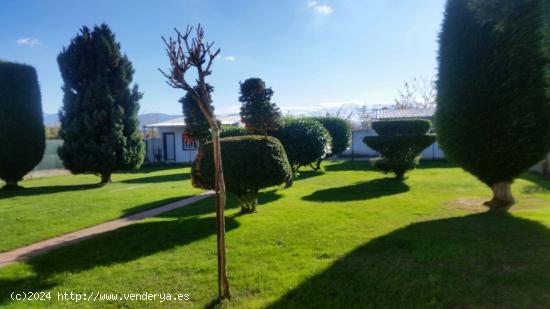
[0,0,446,115]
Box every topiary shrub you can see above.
[220,125,248,138]
[272,118,332,174]
[192,135,292,213]
[436,0,550,209]
[0,61,45,189]
[364,120,435,180]
[239,78,282,135]
[312,116,352,169]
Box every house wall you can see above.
[145,126,199,163]
[346,129,445,160]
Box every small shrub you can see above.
[0,61,45,189]
[220,125,248,138]
[312,116,352,169]
[192,136,292,213]
[364,120,435,180]
[272,118,332,174]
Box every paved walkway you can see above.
[0,191,214,267]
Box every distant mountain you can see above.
[42,112,182,128]
[43,113,59,127]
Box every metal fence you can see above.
[33,140,64,171]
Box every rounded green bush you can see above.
[272,118,332,174]
[192,135,292,213]
[0,61,45,189]
[313,116,351,156]
[364,120,435,179]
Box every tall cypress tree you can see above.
[239,78,282,135]
[0,61,45,189]
[58,24,144,184]
[436,0,550,209]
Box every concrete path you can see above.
[0,191,214,268]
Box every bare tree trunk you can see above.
[485,181,514,210]
[211,128,231,300]
[543,159,549,177]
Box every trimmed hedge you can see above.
[220,126,248,138]
[0,61,45,188]
[192,135,292,213]
[272,118,332,174]
[313,117,351,155]
[364,120,435,179]
[371,119,431,136]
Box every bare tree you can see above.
[395,76,436,109]
[159,24,230,300]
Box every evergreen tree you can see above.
[436,0,550,209]
[0,61,45,189]
[179,84,213,143]
[239,78,282,135]
[58,24,144,184]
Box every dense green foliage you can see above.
[58,24,144,183]
[180,84,213,142]
[239,78,282,135]
[364,120,435,179]
[220,125,248,138]
[0,61,45,188]
[436,0,550,188]
[192,136,292,213]
[273,118,332,174]
[372,119,431,136]
[313,117,351,156]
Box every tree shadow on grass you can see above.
[295,170,325,182]
[0,213,240,306]
[118,172,190,184]
[268,213,550,308]
[520,173,550,194]
[323,161,374,172]
[302,178,409,202]
[0,183,102,199]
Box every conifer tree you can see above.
[58,24,144,184]
[436,0,550,209]
[239,78,282,135]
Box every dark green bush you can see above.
[0,61,45,189]
[239,78,282,135]
[364,120,435,179]
[180,84,213,143]
[192,136,292,213]
[436,0,550,208]
[220,125,248,138]
[371,119,431,136]
[313,117,351,155]
[272,118,332,174]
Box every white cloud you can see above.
[225,56,236,61]
[308,1,334,15]
[315,5,334,15]
[16,38,41,47]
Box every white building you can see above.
[144,115,241,163]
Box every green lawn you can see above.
[0,165,202,252]
[1,161,550,308]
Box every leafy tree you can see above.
[239,78,282,135]
[192,136,292,213]
[180,84,213,143]
[364,120,435,180]
[58,24,144,184]
[0,61,45,189]
[273,117,332,174]
[436,0,550,209]
[312,116,351,169]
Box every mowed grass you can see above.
[1,161,550,308]
[0,164,202,252]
